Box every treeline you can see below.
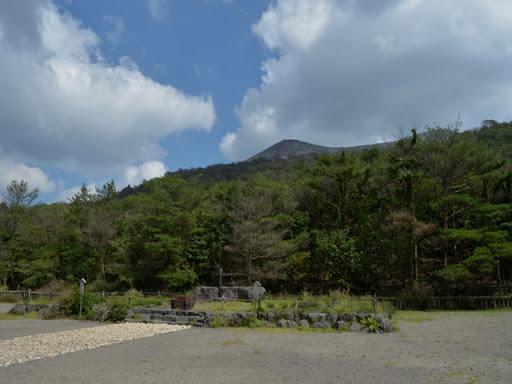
[2,119,512,296]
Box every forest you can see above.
[1,119,512,296]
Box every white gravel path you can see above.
[0,323,190,367]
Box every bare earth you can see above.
[0,310,511,384]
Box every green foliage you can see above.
[437,264,471,282]
[240,316,264,328]
[67,286,100,317]
[360,317,380,332]
[3,119,512,296]
[0,294,18,303]
[108,302,128,322]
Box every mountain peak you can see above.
[248,139,341,161]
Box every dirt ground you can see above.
[1,309,511,384]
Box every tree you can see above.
[418,120,502,266]
[0,180,39,286]
[224,178,294,284]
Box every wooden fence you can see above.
[0,290,60,302]
[380,296,512,310]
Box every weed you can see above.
[221,338,248,346]
[0,294,18,303]
[360,317,380,332]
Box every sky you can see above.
[1,0,512,203]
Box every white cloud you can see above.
[123,161,167,187]
[222,0,512,161]
[0,160,56,196]
[0,1,216,177]
[252,0,335,52]
[148,0,169,20]
[103,15,125,44]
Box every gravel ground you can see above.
[0,311,511,384]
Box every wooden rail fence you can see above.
[380,296,512,310]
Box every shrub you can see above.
[378,300,396,319]
[0,294,18,303]
[360,317,380,332]
[124,289,145,298]
[67,286,100,317]
[210,315,228,328]
[240,316,264,328]
[109,303,128,322]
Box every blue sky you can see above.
[1,0,512,203]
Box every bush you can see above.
[67,286,100,317]
[379,300,396,319]
[360,317,380,332]
[0,294,18,303]
[109,303,128,322]
[240,316,264,328]
[124,289,145,298]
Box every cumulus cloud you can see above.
[0,160,56,196]
[123,161,167,187]
[148,0,169,20]
[221,0,512,161]
[0,1,215,177]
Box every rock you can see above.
[287,320,298,328]
[307,312,324,323]
[376,315,394,333]
[26,303,37,313]
[314,319,332,330]
[335,320,348,331]
[9,304,26,315]
[194,287,219,301]
[326,313,337,324]
[220,287,239,300]
[266,312,275,322]
[100,310,110,322]
[299,319,311,328]
[276,319,288,328]
[350,322,363,332]
[285,312,294,321]
[237,285,265,301]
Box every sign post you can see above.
[79,278,86,320]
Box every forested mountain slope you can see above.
[2,120,512,296]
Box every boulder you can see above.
[266,312,275,322]
[314,319,332,330]
[287,320,298,328]
[220,287,239,300]
[307,312,325,323]
[335,320,348,331]
[276,319,288,328]
[9,304,26,315]
[350,322,363,332]
[194,287,219,301]
[299,319,311,328]
[26,303,37,313]
[326,313,337,324]
[376,314,393,333]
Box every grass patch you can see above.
[0,312,43,321]
[221,338,248,346]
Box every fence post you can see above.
[101,291,105,303]
[222,295,225,311]
[219,268,223,288]
[373,294,377,317]
[28,289,31,302]
[294,297,298,312]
